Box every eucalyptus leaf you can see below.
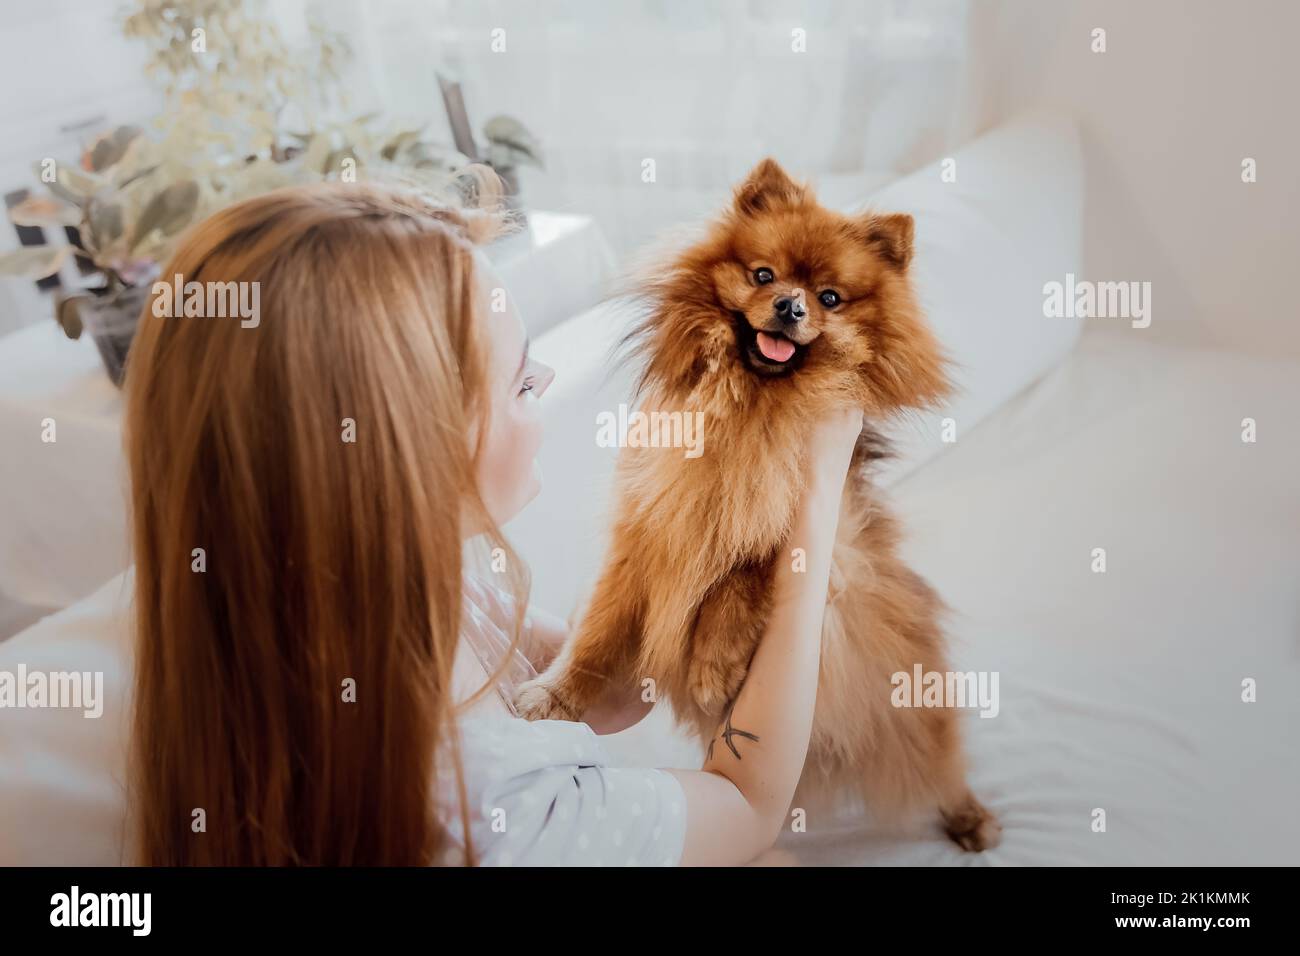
[404,141,468,171]
[108,133,160,188]
[55,294,88,340]
[483,115,543,168]
[88,201,126,251]
[300,132,333,173]
[380,129,422,162]
[89,125,144,172]
[115,162,161,191]
[32,163,106,206]
[7,195,82,228]
[129,180,199,251]
[0,244,71,279]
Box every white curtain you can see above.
[333,0,974,254]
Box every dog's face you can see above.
[636,158,949,415]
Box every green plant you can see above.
[0,0,544,389]
[0,0,525,287]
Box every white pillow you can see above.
[865,110,1085,486]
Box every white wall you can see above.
[356,0,973,255]
[4,0,1295,357]
[963,0,1300,357]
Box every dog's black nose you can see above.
[774,296,806,324]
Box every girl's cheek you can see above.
[519,400,544,450]
[518,407,544,481]
[501,398,544,504]
[508,384,540,438]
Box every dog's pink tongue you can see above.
[756,331,795,363]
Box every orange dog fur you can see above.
[515,159,1000,851]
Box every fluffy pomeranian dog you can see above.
[516,158,1000,851]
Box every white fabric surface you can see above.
[0,573,135,865]
[0,212,615,617]
[0,325,125,616]
[4,330,1295,866]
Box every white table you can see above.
[0,212,616,626]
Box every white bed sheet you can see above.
[602,329,1300,865]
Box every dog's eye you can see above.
[818,290,841,308]
[754,267,774,285]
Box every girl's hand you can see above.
[805,405,866,491]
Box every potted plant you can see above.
[0,0,541,385]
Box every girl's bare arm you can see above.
[668,407,862,866]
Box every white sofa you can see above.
[6,112,1298,866]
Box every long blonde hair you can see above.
[125,179,528,865]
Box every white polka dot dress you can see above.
[436,714,687,867]
[434,575,688,867]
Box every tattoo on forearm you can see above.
[707,704,759,760]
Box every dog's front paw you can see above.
[514,678,581,722]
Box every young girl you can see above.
[125,178,863,866]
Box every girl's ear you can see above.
[856,212,915,271]
[733,158,806,216]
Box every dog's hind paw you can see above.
[942,794,1002,852]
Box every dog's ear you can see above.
[856,212,915,271]
[733,159,805,216]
